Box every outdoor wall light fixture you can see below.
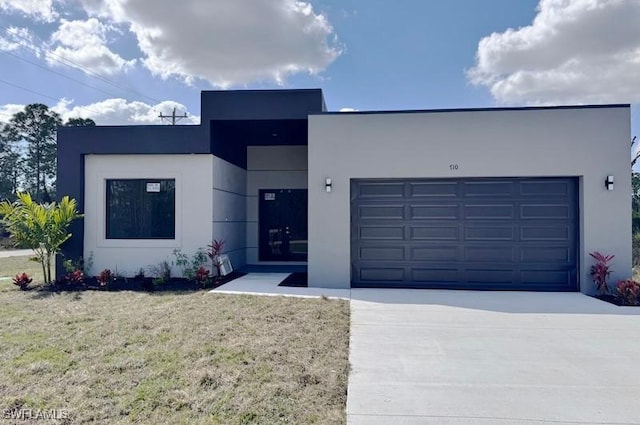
[325,177,332,193]
[605,175,614,191]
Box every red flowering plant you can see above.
[65,269,85,285]
[195,266,210,288]
[12,272,32,290]
[616,280,640,305]
[589,252,614,295]
[97,269,114,288]
[62,258,85,285]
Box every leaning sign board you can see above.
[217,255,233,276]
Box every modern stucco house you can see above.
[57,89,632,293]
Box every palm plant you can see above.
[0,193,82,285]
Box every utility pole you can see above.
[159,107,188,125]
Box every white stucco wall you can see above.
[308,106,632,291]
[84,154,213,277]
[212,156,247,269]
[246,146,308,264]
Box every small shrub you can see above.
[97,269,114,287]
[195,266,210,288]
[65,269,85,285]
[62,256,90,285]
[148,261,171,285]
[12,272,32,290]
[589,251,614,295]
[616,279,640,305]
[172,248,207,281]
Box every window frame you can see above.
[105,178,176,240]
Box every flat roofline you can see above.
[313,103,630,116]
[201,88,323,94]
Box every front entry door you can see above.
[259,189,308,261]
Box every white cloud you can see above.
[468,0,640,105]
[81,0,341,87]
[0,0,57,22]
[52,98,200,125]
[47,18,135,76]
[0,104,27,123]
[0,27,39,53]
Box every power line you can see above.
[0,78,106,117]
[1,50,123,99]
[0,23,164,105]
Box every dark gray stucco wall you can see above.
[56,125,207,277]
[201,89,326,121]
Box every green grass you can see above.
[0,254,44,284]
[0,256,350,424]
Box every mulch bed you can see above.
[45,271,247,293]
[278,272,308,288]
[592,294,639,307]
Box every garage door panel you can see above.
[359,267,404,282]
[359,246,405,261]
[465,204,515,219]
[521,225,570,241]
[360,225,404,240]
[521,204,571,219]
[464,246,514,262]
[466,269,514,284]
[520,270,573,286]
[520,247,570,263]
[359,205,404,219]
[351,178,578,291]
[410,205,459,219]
[465,226,515,241]
[410,226,459,240]
[411,268,459,283]
[411,246,458,262]
[463,181,514,196]
[358,182,404,198]
[520,180,571,197]
[410,181,458,197]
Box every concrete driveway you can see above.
[347,290,640,425]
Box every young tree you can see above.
[2,104,62,203]
[0,193,82,285]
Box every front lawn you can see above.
[0,256,350,424]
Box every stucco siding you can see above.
[246,146,308,264]
[212,156,247,269]
[84,154,213,277]
[308,107,631,291]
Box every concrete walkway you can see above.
[210,272,350,299]
[347,289,640,425]
[0,249,33,258]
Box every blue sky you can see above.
[0,0,638,139]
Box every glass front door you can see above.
[259,189,308,261]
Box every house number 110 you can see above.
[449,164,459,170]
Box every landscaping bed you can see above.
[48,271,247,293]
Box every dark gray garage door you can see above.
[351,178,578,291]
